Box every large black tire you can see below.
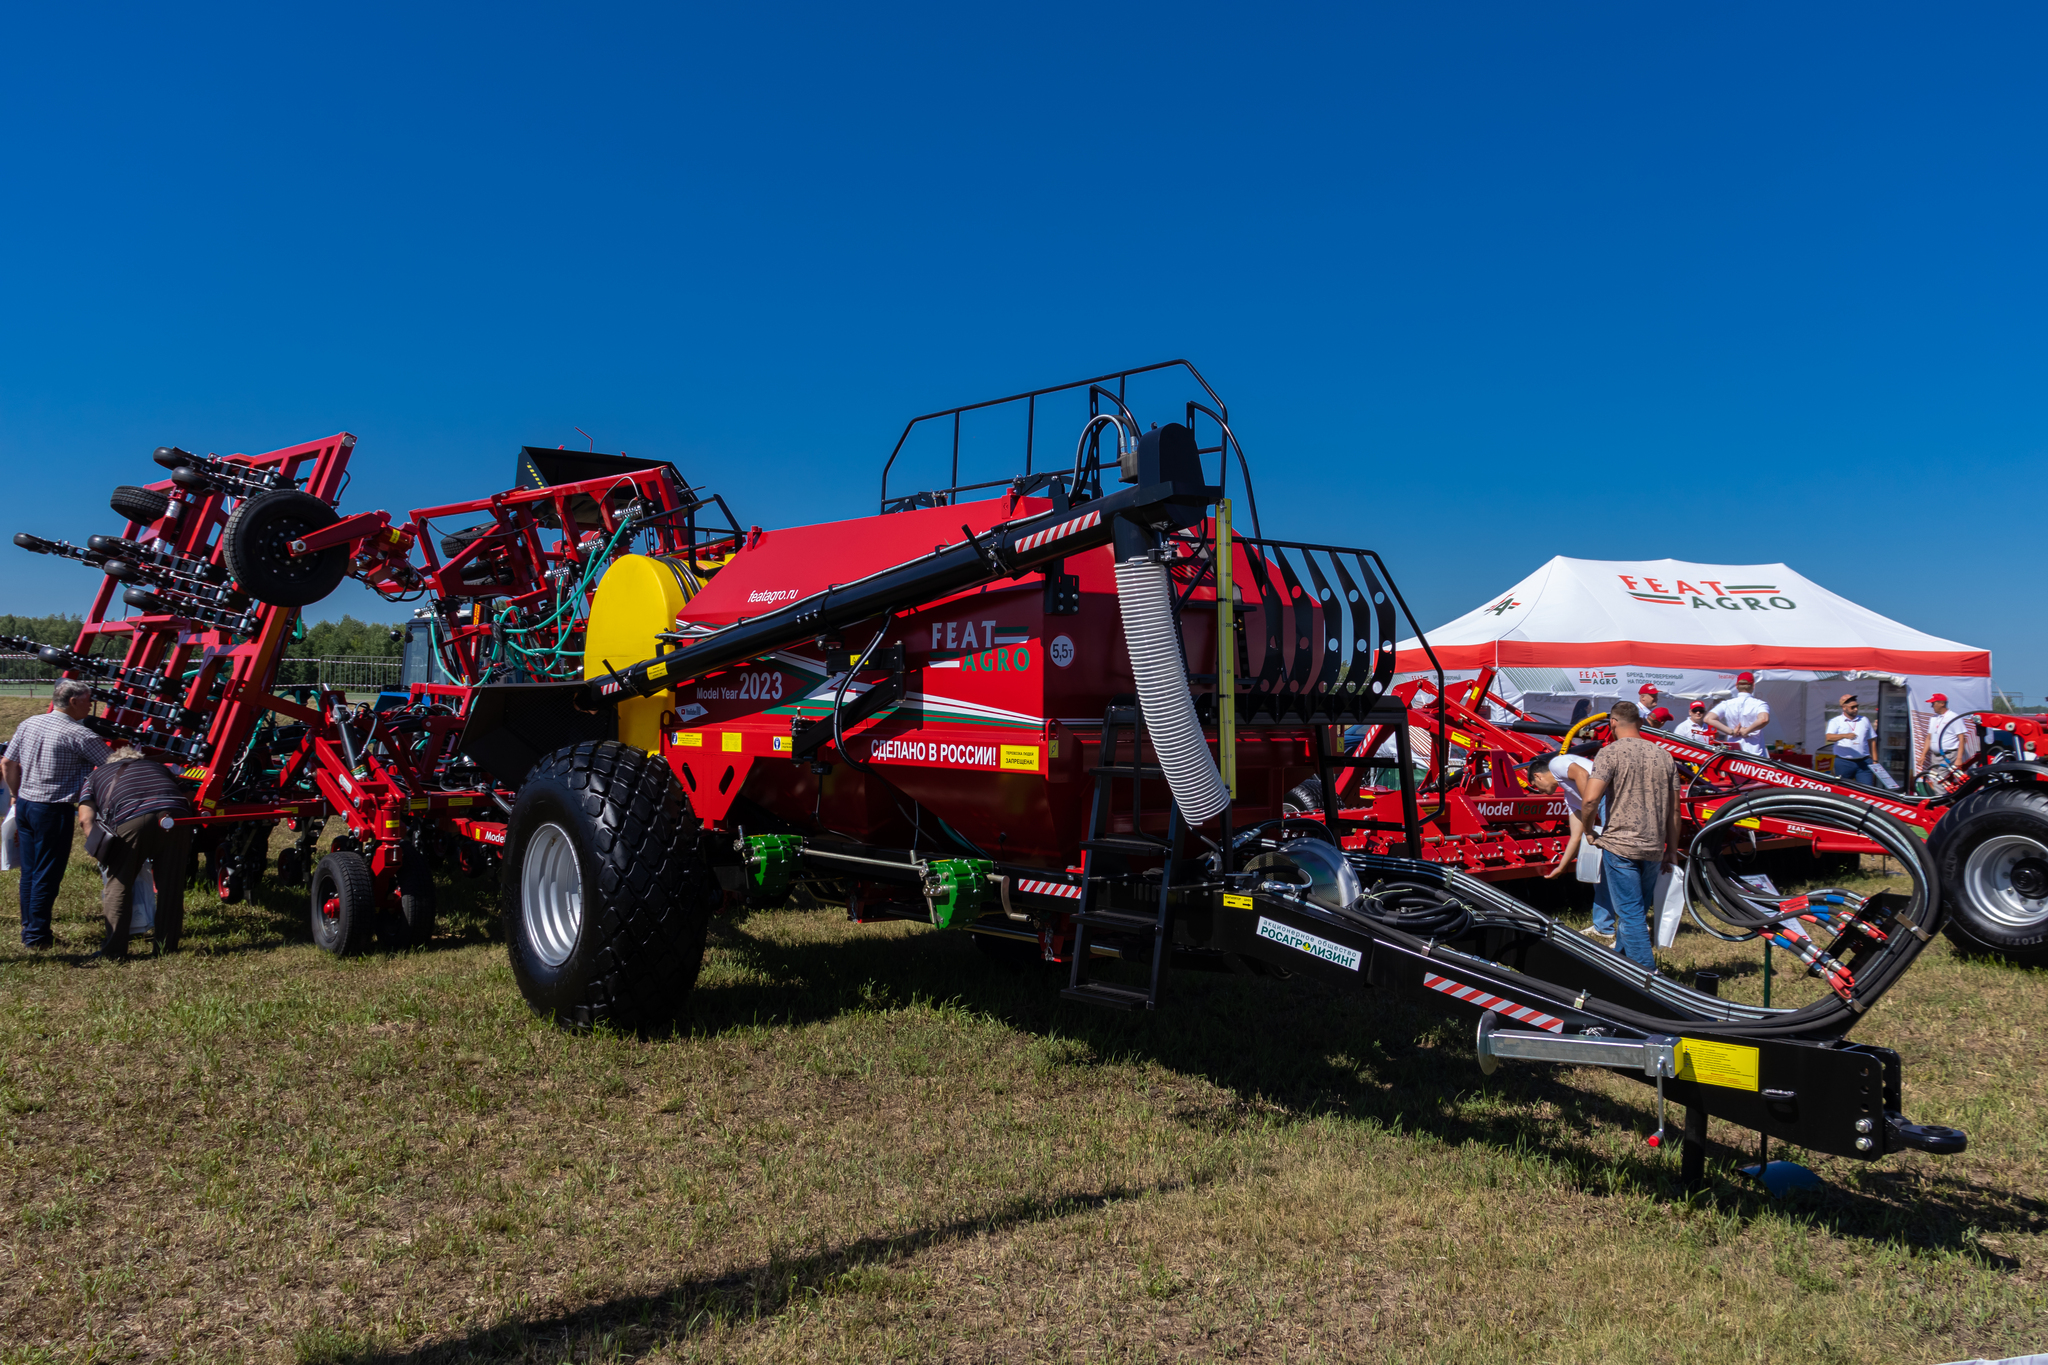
[110,484,170,525]
[501,740,719,1031]
[311,851,376,957]
[1931,785,2048,966]
[222,489,349,607]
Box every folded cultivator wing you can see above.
[16,360,1992,1185]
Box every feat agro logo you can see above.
[746,588,802,605]
[1618,575,1796,612]
[1485,595,1521,616]
[926,620,1034,673]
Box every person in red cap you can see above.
[1674,699,1714,745]
[1917,693,1973,790]
[1648,705,1674,730]
[1824,693,1878,785]
[1637,683,1663,715]
[1706,671,1770,755]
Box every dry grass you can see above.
[2,843,2044,1364]
[3,696,2044,1360]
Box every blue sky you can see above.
[3,4,2043,692]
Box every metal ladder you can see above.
[1062,700,1185,1010]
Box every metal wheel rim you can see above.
[1962,833,2048,930]
[520,823,584,968]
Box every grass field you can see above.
[4,697,2046,1362]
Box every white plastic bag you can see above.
[0,797,16,874]
[131,861,156,934]
[1575,835,1604,883]
[1654,865,1688,948]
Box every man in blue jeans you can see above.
[1575,701,1682,968]
[2,681,109,948]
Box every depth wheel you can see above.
[222,489,348,607]
[110,484,170,526]
[1932,784,2048,966]
[310,851,376,956]
[501,740,718,1031]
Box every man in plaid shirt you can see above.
[3,680,109,947]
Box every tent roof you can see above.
[1395,557,1989,676]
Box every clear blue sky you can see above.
[3,5,2042,692]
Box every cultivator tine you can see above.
[1352,553,1398,701]
[1271,548,1314,710]
[1297,551,1344,710]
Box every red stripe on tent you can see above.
[1395,642,1990,675]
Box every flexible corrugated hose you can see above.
[1114,553,1230,823]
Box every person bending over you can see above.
[77,746,193,960]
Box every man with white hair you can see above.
[2,680,110,948]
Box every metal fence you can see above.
[275,656,403,691]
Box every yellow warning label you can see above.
[722,732,743,752]
[409,798,429,811]
[448,795,473,806]
[1000,744,1040,772]
[646,661,669,681]
[677,731,703,747]
[1675,1038,1760,1091]
[1222,893,1254,910]
[772,735,791,752]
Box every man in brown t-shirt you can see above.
[1576,702,1681,967]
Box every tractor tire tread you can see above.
[507,740,717,1032]
[1929,782,2048,964]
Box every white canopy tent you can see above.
[1394,558,1992,781]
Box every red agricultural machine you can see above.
[13,362,1987,1183]
[1311,671,2048,966]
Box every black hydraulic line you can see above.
[585,474,1212,706]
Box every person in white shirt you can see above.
[1673,700,1715,745]
[1526,752,1622,943]
[1707,671,1771,756]
[1917,693,1974,791]
[1824,694,1878,785]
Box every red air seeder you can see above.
[18,361,2024,1186]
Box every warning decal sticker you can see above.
[1675,1038,1761,1091]
[1423,972,1565,1033]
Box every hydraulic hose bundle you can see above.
[1353,878,1476,939]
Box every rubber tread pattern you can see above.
[505,740,718,1031]
[1928,783,2048,962]
[311,851,376,957]
[221,489,348,607]
[109,484,170,526]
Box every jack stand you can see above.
[1681,1102,1708,1189]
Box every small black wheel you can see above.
[110,484,170,525]
[311,851,376,956]
[1281,777,1326,815]
[217,864,245,904]
[1931,784,2048,966]
[502,740,718,1031]
[275,846,304,887]
[222,489,348,607]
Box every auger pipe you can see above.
[587,474,1214,707]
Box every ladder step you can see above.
[1089,763,1166,778]
[1080,836,1172,856]
[1060,982,1154,1011]
[1103,706,1139,725]
[1075,909,1162,934]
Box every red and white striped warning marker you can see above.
[1013,510,1102,555]
[1423,972,1564,1032]
[1015,878,1083,899]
